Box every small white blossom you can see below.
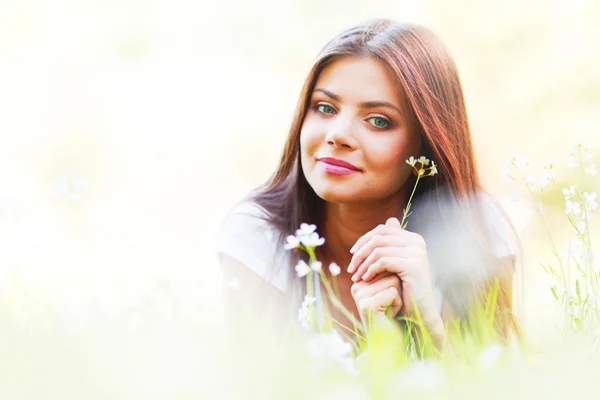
[298,295,316,329]
[585,164,597,176]
[565,200,582,215]
[311,260,322,272]
[296,223,317,238]
[329,262,341,276]
[538,163,556,187]
[284,235,301,250]
[525,175,535,186]
[406,156,417,167]
[300,232,325,247]
[429,162,438,176]
[295,260,311,277]
[568,155,578,167]
[305,331,358,374]
[418,156,430,166]
[563,186,576,200]
[583,192,598,212]
[513,156,530,169]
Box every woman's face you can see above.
[300,56,422,204]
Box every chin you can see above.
[309,180,365,204]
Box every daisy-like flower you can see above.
[311,260,322,272]
[565,200,582,215]
[583,192,598,212]
[300,232,325,248]
[406,156,417,167]
[418,156,430,166]
[562,186,576,200]
[295,260,311,277]
[585,164,597,176]
[284,235,301,250]
[429,161,438,176]
[296,223,317,238]
[329,262,341,276]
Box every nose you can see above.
[324,117,357,150]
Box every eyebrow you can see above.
[313,88,404,116]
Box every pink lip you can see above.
[318,158,360,175]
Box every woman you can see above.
[217,19,519,351]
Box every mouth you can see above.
[318,157,361,175]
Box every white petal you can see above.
[329,263,341,276]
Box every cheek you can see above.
[299,118,323,159]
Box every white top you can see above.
[217,194,518,316]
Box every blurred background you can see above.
[0,0,598,397]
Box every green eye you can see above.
[368,116,391,128]
[317,104,336,114]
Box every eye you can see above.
[315,103,337,115]
[367,116,392,129]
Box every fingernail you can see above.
[351,273,358,281]
[349,244,356,253]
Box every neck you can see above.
[318,189,410,269]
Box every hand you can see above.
[350,272,402,328]
[347,217,439,324]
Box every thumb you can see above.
[385,217,401,228]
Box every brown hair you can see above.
[249,19,518,341]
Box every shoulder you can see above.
[217,200,290,292]
[476,193,520,260]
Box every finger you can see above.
[348,234,406,275]
[386,217,402,228]
[362,256,410,282]
[351,246,400,282]
[349,224,401,255]
[351,273,399,301]
[359,286,402,321]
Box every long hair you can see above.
[250,19,518,340]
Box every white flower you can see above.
[538,165,556,187]
[478,343,504,366]
[300,232,325,247]
[295,260,311,277]
[565,200,582,215]
[406,156,417,167]
[329,262,341,276]
[525,175,535,185]
[298,295,316,329]
[418,156,430,166]
[585,164,597,176]
[311,260,322,272]
[305,331,358,374]
[513,156,530,169]
[563,186,576,200]
[583,192,598,212]
[568,155,578,167]
[284,235,301,250]
[429,162,438,176]
[296,223,317,238]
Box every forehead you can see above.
[313,56,403,105]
